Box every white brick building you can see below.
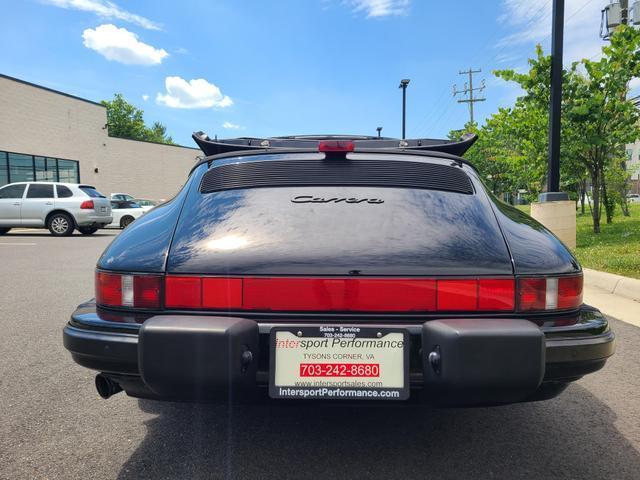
[0,74,200,200]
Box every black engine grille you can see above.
[200,158,474,195]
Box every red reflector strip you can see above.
[478,279,515,311]
[436,279,478,311]
[162,277,518,312]
[165,276,201,308]
[202,277,243,309]
[243,278,436,312]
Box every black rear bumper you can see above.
[63,303,615,405]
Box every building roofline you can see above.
[0,73,105,107]
[108,134,200,151]
[1,72,200,151]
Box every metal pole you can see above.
[376,127,382,138]
[399,79,410,140]
[547,0,564,194]
[402,86,407,139]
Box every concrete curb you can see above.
[583,268,640,303]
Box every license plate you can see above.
[100,207,106,212]
[269,326,409,400]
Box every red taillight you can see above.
[318,141,355,152]
[95,271,161,309]
[517,278,546,311]
[133,275,163,308]
[517,275,582,311]
[80,200,94,209]
[96,272,122,306]
[558,275,583,310]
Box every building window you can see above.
[8,153,34,182]
[0,151,79,187]
[0,152,7,185]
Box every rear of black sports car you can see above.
[63,136,615,406]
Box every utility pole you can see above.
[453,68,486,125]
[399,79,410,139]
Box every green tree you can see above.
[101,94,175,145]
[492,27,640,233]
[494,45,585,203]
[565,25,640,232]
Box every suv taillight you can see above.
[95,271,162,309]
[80,200,94,209]
[517,275,583,311]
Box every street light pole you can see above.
[541,0,567,201]
[531,0,575,250]
[399,79,410,139]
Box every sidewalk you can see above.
[583,268,639,328]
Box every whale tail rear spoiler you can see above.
[192,132,478,158]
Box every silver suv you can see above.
[0,182,112,236]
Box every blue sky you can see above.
[1,0,610,146]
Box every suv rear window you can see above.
[56,185,73,198]
[27,184,54,199]
[80,186,106,198]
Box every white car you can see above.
[627,193,640,204]
[111,193,136,202]
[108,200,146,229]
[112,193,157,212]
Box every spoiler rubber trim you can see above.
[192,132,478,158]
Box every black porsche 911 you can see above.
[63,132,614,406]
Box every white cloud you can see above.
[497,0,604,62]
[346,0,410,18]
[142,94,149,101]
[42,0,160,30]
[156,76,233,109]
[82,24,168,65]
[222,121,243,130]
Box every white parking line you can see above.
[0,242,37,246]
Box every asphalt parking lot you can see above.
[1,230,639,480]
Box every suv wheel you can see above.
[48,213,74,236]
[120,216,134,229]
[78,227,98,235]
[0,228,10,235]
